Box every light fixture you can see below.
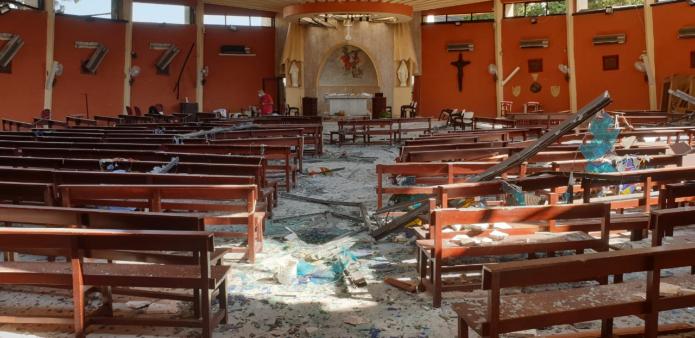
[558,64,570,81]
[634,53,654,84]
[128,66,141,86]
[46,61,63,89]
[488,64,498,82]
[343,19,353,41]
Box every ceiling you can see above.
[203,0,482,13]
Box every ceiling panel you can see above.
[203,0,485,13]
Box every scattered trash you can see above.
[275,256,299,285]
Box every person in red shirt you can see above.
[258,90,274,116]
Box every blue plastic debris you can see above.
[586,162,616,173]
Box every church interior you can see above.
[0,0,695,337]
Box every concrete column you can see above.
[643,0,658,110]
[494,0,504,116]
[43,0,55,110]
[195,0,205,108]
[122,0,133,113]
[566,0,579,112]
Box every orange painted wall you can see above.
[502,16,570,112]
[52,15,125,118]
[573,8,649,109]
[420,22,497,117]
[652,1,695,108]
[131,23,197,113]
[0,10,47,120]
[203,26,275,112]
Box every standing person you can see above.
[258,89,274,116]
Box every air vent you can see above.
[155,45,180,74]
[520,39,549,49]
[592,34,626,45]
[82,44,108,74]
[447,43,474,52]
[220,45,250,55]
[678,26,695,39]
[0,35,24,68]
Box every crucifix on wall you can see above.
[451,52,470,92]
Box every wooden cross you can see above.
[451,53,471,92]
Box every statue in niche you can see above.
[289,61,300,88]
[397,60,409,87]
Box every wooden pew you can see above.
[0,161,276,210]
[210,136,304,172]
[418,203,610,307]
[394,117,433,141]
[66,116,97,127]
[375,162,528,208]
[0,181,55,206]
[162,144,296,191]
[0,154,266,185]
[1,118,34,131]
[93,115,122,126]
[331,119,395,145]
[453,244,695,338]
[0,227,229,338]
[651,205,695,247]
[59,184,265,262]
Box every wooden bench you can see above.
[59,184,265,262]
[1,118,34,131]
[375,162,528,208]
[66,116,97,127]
[394,117,433,141]
[418,203,610,307]
[453,243,695,338]
[472,116,516,129]
[210,136,304,172]
[650,205,695,247]
[93,115,122,126]
[331,119,395,145]
[0,227,229,338]
[0,181,55,206]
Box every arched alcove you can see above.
[316,43,381,113]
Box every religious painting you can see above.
[319,45,378,87]
[603,55,619,71]
[691,51,695,69]
[339,45,364,78]
[528,59,543,73]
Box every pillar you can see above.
[494,0,504,116]
[643,0,658,110]
[43,0,55,110]
[122,0,133,113]
[566,0,579,112]
[195,0,205,108]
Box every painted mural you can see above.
[319,45,378,86]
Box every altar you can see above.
[325,93,373,116]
